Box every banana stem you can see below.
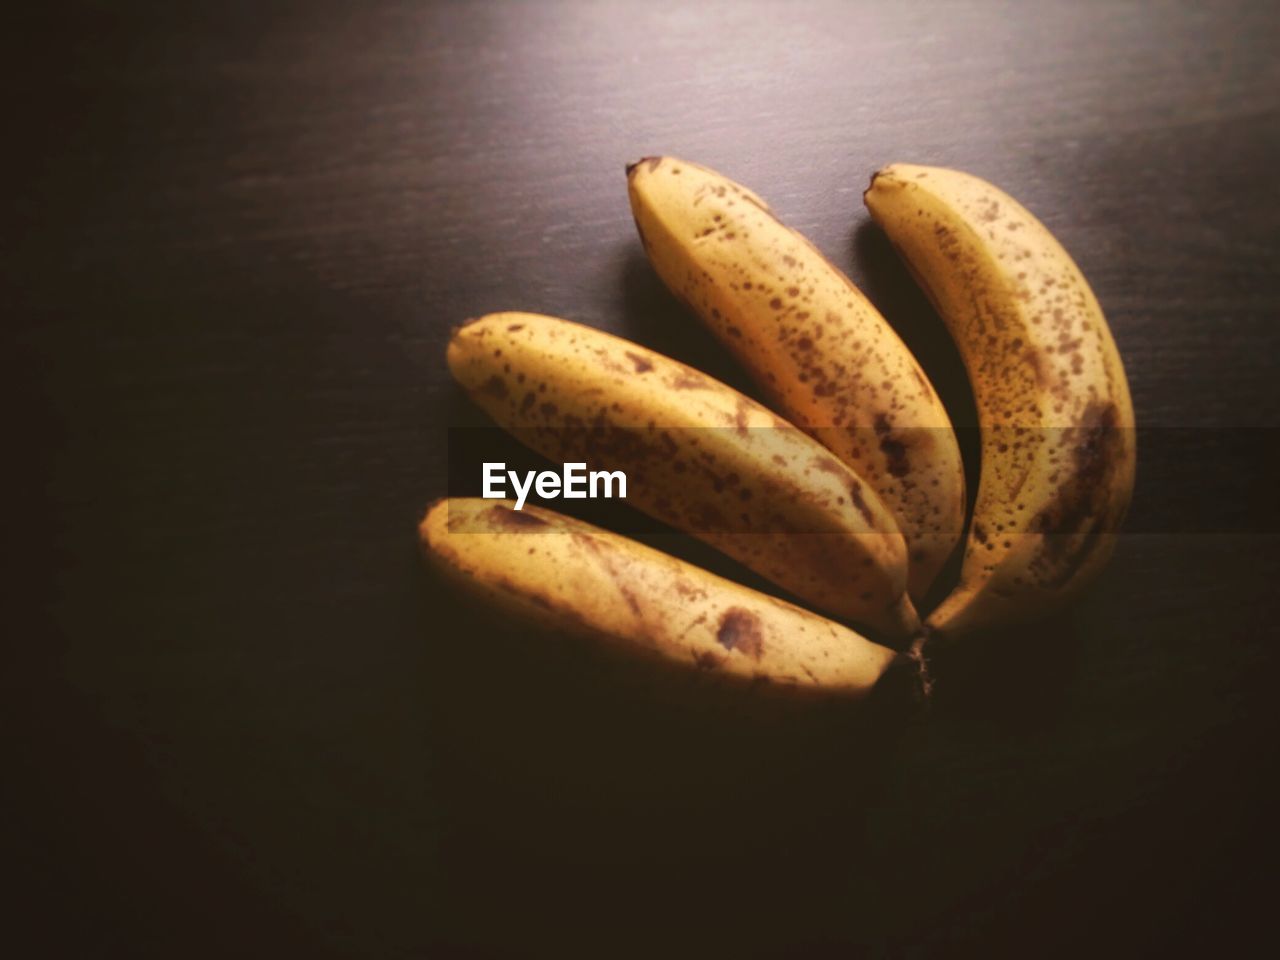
[869,627,935,713]
[906,630,934,703]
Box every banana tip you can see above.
[863,167,889,202]
[451,316,485,340]
[419,497,448,545]
[626,156,663,178]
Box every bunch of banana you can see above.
[421,498,898,695]
[448,312,919,639]
[865,164,1136,637]
[627,157,966,603]
[423,157,1134,698]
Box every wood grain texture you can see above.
[9,0,1280,955]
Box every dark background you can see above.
[10,0,1280,955]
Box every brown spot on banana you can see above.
[848,482,875,526]
[625,351,654,373]
[873,414,911,479]
[716,607,765,659]
[489,506,549,528]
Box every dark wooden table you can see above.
[11,1,1280,955]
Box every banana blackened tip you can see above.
[626,156,663,178]
[448,317,485,345]
[864,167,887,202]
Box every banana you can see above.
[627,156,966,603]
[420,498,898,694]
[864,164,1136,637]
[449,312,920,639]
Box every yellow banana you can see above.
[448,312,920,638]
[865,164,1136,637]
[627,156,966,603]
[420,498,898,695]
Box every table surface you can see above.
[12,1,1280,955]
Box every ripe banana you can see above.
[448,312,920,638]
[627,156,966,603]
[420,498,899,694]
[865,164,1136,637]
